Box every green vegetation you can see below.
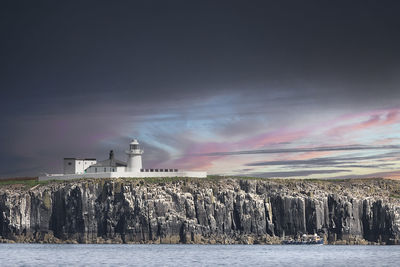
[0,175,397,196]
[0,179,59,189]
[103,175,226,185]
[0,179,39,187]
[390,193,400,199]
[114,175,279,185]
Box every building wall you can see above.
[64,159,96,174]
[127,154,142,172]
[116,166,126,172]
[83,160,96,171]
[86,166,122,173]
[75,160,85,174]
[63,159,76,174]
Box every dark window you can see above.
[169,169,173,172]
[165,169,168,172]
[174,169,178,172]
[140,169,143,172]
[104,168,106,172]
[150,169,154,172]
[130,144,139,150]
[95,168,97,173]
[155,169,159,172]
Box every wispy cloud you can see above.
[245,152,399,168]
[197,144,400,157]
[248,169,351,178]
[327,109,400,137]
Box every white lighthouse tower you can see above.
[126,139,144,172]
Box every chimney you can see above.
[109,150,114,160]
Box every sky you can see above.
[1,0,400,179]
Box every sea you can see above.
[0,244,399,266]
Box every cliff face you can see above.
[0,178,400,244]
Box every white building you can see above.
[85,150,127,174]
[126,139,143,172]
[39,139,207,180]
[63,158,97,174]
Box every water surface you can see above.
[0,244,399,266]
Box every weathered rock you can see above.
[0,178,399,244]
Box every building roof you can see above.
[130,139,139,145]
[89,150,127,167]
[64,158,97,161]
[90,159,127,167]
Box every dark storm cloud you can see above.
[199,145,400,157]
[0,154,39,177]
[1,1,400,177]
[2,0,400,116]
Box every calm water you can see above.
[0,244,399,266]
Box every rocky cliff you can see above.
[1,177,400,244]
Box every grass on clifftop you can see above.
[0,175,279,188]
[0,175,396,191]
[0,178,57,189]
[0,179,40,187]
[53,175,392,188]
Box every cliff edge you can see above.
[1,177,400,244]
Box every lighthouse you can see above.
[126,139,144,172]
[39,138,207,181]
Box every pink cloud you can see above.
[171,128,310,170]
[170,107,400,171]
[382,110,400,125]
[170,141,230,170]
[327,109,400,137]
[294,151,335,161]
[364,170,400,179]
[374,137,400,145]
[171,154,217,170]
[236,129,309,149]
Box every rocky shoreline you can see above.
[1,177,399,245]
